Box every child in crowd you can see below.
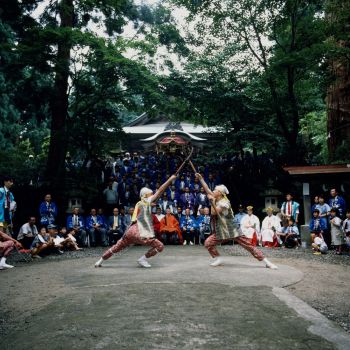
[281,218,300,249]
[311,235,328,255]
[58,227,82,251]
[342,210,350,251]
[31,227,54,258]
[309,209,327,248]
[330,208,344,255]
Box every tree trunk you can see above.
[326,0,350,162]
[46,0,73,190]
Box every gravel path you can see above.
[1,245,350,337]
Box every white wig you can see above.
[140,187,153,199]
[214,185,229,195]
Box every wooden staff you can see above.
[188,160,219,215]
[174,147,194,176]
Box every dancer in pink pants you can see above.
[195,173,277,269]
[95,174,177,268]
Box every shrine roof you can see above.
[283,164,350,175]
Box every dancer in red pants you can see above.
[95,174,177,268]
[195,173,277,269]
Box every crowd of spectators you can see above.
[0,152,349,269]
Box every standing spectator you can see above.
[329,188,346,219]
[120,185,132,210]
[240,206,260,246]
[86,208,108,247]
[281,193,300,224]
[180,208,197,245]
[167,185,180,206]
[309,209,327,244]
[233,204,247,228]
[180,187,195,213]
[0,176,16,235]
[17,217,38,249]
[343,210,350,250]
[195,187,210,214]
[39,194,58,226]
[176,175,187,193]
[311,196,319,213]
[159,193,175,214]
[66,207,87,247]
[206,174,217,192]
[330,208,344,255]
[261,208,281,247]
[315,195,331,247]
[0,230,23,269]
[107,208,125,245]
[197,207,211,244]
[103,181,119,214]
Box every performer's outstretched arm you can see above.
[151,174,177,202]
[195,173,214,197]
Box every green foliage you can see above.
[299,111,328,164]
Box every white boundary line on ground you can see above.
[273,287,350,350]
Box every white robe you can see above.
[241,214,260,239]
[261,215,281,242]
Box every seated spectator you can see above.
[240,206,260,246]
[233,204,246,228]
[180,208,198,245]
[153,207,165,239]
[175,206,184,221]
[66,207,87,247]
[39,194,58,226]
[31,227,53,258]
[309,209,327,244]
[17,216,38,249]
[281,218,300,249]
[261,208,282,247]
[47,224,64,254]
[311,235,328,255]
[330,208,344,255]
[124,207,134,229]
[57,226,82,251]
[160,207,183,244]
[86,208,108,247]
[180,187,195,213]
[107,208,125,245]
[197,207,211,244]
[97,208,107,226]
[0,229,22,269]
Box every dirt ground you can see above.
[0,246,349,339]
